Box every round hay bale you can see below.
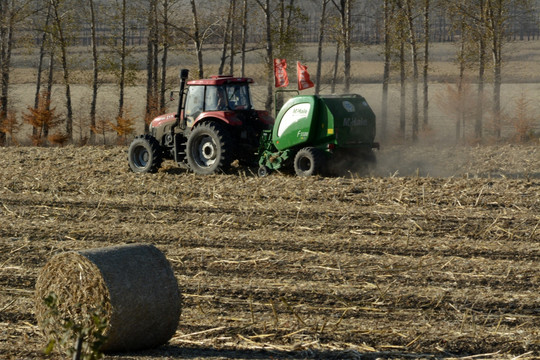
[35,244,181,352]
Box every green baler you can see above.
[258,94,379,176]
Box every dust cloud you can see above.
[341,143,539,179]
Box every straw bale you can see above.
[35,244,181,352]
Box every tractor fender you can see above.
[191,111,243,128]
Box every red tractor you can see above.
[128,69,274,174]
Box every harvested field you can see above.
[0,144,539,360]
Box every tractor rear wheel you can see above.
[128,134,163,173]
[186,122,234,175]
[294,147,325,177]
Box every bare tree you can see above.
[117,0,128,120]
[89,0,99,144]
[484,0,533,139]
[167,0,220,81]
[403,0,420,141]
[190,0,204,79]
[240,0,248,77]
[486,0,503,138]
[145,0,158,131]
[332,0,352,92]
[44,41,55,140]
[422,0,430,129]
[315,0,330,95]
[475,0,487,140]
[160,0,171,111]
[228,0,237,75]
[32,0,53,133]
[50,0,74,142]
[104,0,138,125]
[456,0,487,139]
[219,0,235,75]
[399,21,407,137]
[255,0,274,112]
[381,0,392,139]
[0,0,16,145]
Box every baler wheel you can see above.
[186,122,234,175]
[127,134,163,173]
[294,147,325,177]
[258,165,270,177]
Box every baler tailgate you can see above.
[320,95,376,147]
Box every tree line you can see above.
[0,0,537,146]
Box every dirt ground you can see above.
[0,144,539,360]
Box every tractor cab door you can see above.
[184,85,204,127]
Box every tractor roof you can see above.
[187,75,254,86]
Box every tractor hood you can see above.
[149,113,177,130]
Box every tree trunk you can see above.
[89,0,98,144]
[279,0,285,53]
[256,0,273,112]
[229,0,236,75]
[145,0,157,131]
[335,0,352,93]
[488,0,503,139]
[160,0,169,112]
[33,2,53,139]
[190,0,204,79]
[286,0,295,34]
[476,1,486,140]
[52,0,73,142]
[399,25,406,138]
[152,5,159,108]
[44,48,54,139]
[381,0,391,139]
[344,0,351,93]
[219,0,234,75]
[493,50,502,138]
[422,0,430,129]
[331,41,340,94]
[315,0,329,95]
[117,0,126,121]
[405,0,419,141]
[457,20,466,141]
[240,0,248,77]
[0,0,12,145]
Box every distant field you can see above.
[6,41,540,143]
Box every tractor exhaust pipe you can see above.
[176,69,189,129]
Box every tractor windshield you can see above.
[205,84,252,111]
[224,84,251,110]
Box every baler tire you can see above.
[128,134,163,173]
[186,122,234,175]
[258,165,270,177]
[294,147,325,177]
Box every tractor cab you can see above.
[184,76,254,127]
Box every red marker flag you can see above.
[274,59,289,88]
[297,62,314,91]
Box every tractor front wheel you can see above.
[294,147,325,177]
[186,122,234,175]
[128,134,163,173]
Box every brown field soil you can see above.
[0,144,539,360]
